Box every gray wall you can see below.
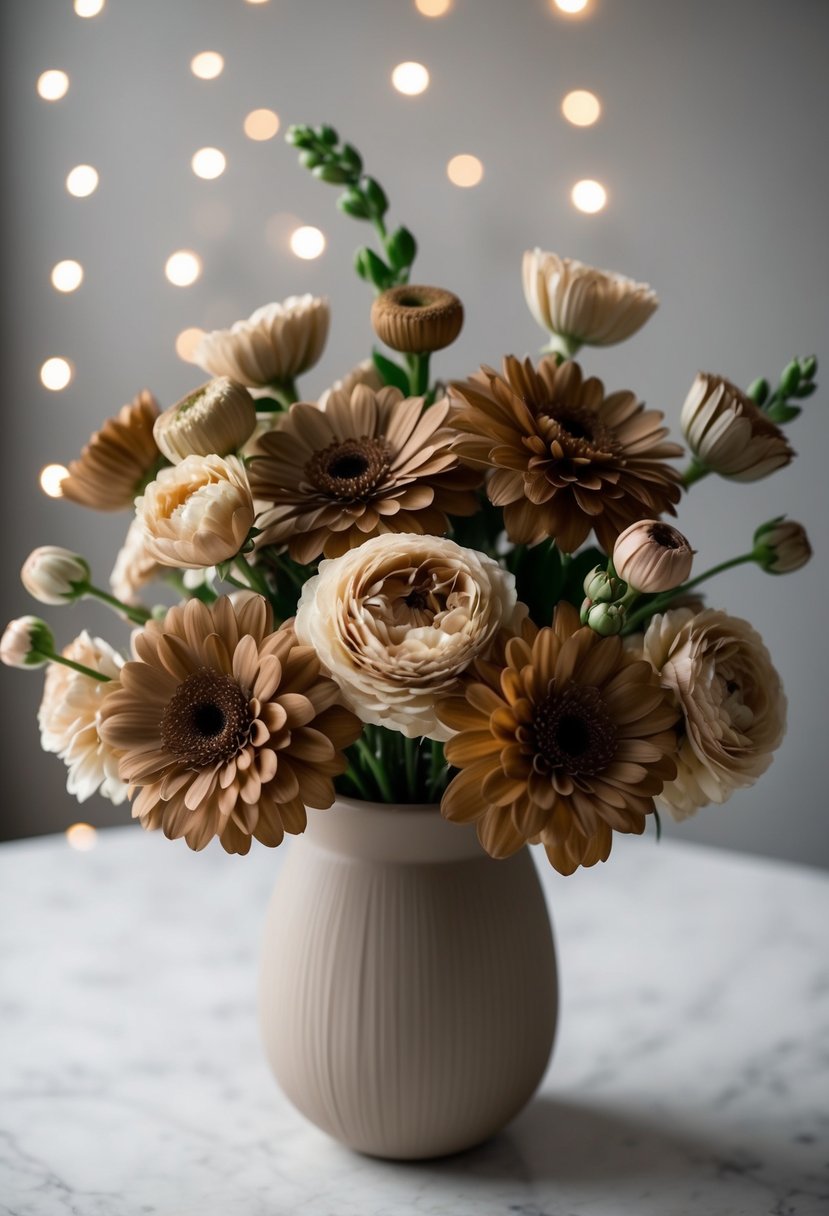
[2,0,827,867]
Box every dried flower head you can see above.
[61,390,162,511]
[613,520,694,593]
[97,595,362,853]
[294,533,523,740]
[21,546,90,606]
[248,385,480,564]
[681,373,794,481]
[153,378,257,464]
[522,250,658,354]
[135,454,255,570]
[450,356,683,553]
[437,603,678,874]
[194,296,329,388]
[640,608,787,820]
[371,285,464,353]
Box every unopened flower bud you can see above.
[580,597,593,626]
[779,360,801,397]
[21,546,90,606]
[585,602,625,637]
[1,616,55,668]
[799,355,817,381]
[614,520,694,593]
[746,377,769,405]
[583,565,626,603]
[154,379,257,464]
[681,372,793,481]
[753,517,812,574]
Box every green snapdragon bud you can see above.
[583,565,626,603]
[584,602,626,637]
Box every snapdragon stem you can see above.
[42,651,111,683]
[86,584,151,626]
[623,552,757,633]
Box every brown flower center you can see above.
[537,399,619,459]
[306,436,392,501]
[649,522,684,550]
[161,669,252,766]
[533,684,618,776]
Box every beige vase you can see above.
[259,796,558,1160]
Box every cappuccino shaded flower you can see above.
[0,616,55,669]
[681,373,794,481]
[97,595,362,854]
[194,296,329,388]
[249,385,480,564]
[371,285,464,353]
[522,250,658,354]
[38,632,126,804]
[613,520,694,593]
[753,518,812,574]
[61,390,161,511]
[110,517,163,607]
[437,602,678,874]
[136,454,255,570]
[21,546,90,606]
[153,378,256,464]
[640,608,787,820]
[294,533,523,740]
[450,356,682,553]
[318,359,383,409]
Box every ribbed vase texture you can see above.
[259,798,558,1159]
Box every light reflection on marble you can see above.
[1,826,827,1215]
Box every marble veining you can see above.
[1,826,827,1215]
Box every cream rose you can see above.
[294,533,524,740]
[135,454,255,570]
[640,608,787,820]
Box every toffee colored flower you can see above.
[522,250,658,354]
[681,373,794,481]
[0,616,54,669]
[39,632,127,804]
[753,518,812,574]
[153,378,256,464]
[194,296,329,388]
[136,454,255,569]
[21,546,90,605]
[613,520,694,593]
[110,517,163,607]
[248,385,481,564]
[371,285,464,354]
[97,595,362,854]
[294,533,523,740]
[437,602,678,875]
[640,608,787,820]
[318,359,383,409]
[450,356,683,553]
[61,390,162,511]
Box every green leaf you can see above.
[362,175,389,216]
[358,247,392,289]
[512,540,566,626]
[766,402,802,423]
[387,226,417,270]
[372,350,411,394]
[315,124,339,145]
[340,143,363,173]
[298,149,323,170]
[337,189,370,219]
[313,162,351,184]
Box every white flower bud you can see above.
[21,546,90,606]
[753,518,812,574]
[1,616,55,668]
[613,521,694,593]
[153,378,257,464]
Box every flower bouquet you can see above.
[3,123,814,1158]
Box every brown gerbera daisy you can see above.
[61,389,163,511]
[437,602,678,875]
[97,595,362,854]
[449,356,683,553]
[248,384,481,564]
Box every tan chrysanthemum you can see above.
[194,296,329,388]
[61,390,162,511]
[39,632,127,805]
[318,360,383,409]
[640,608,787,820]
[450,356,683,554]
[681,373,794,481]
[437,602,678,875]
[522,249,658,355]
[97,595,362,854]
[248,385,481,564]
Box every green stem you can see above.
[403,736,419,799]
[623,552,757,633]
[354,737,395,803]
[341,764,372,801]
[542,334,582,360]
[407,353,431,397]
[428,739,446,802]
[87,584,152,626]
[234,554,271,598]
[681,459,709,488]
[43,651,111,683]
[270,379,300,409]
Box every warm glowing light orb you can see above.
[66,165,99,198]
[447,154,484,188]
[244,108,280,141]
[190,51,224,80]
[553,0,589,13]
[391,62,430,96]
[289,226,326,260]
[40,358,73,391]
[561,89,601,127]
[415,0,452,15]
[40,464,69,497]
[51,260,84,293]
[571,178,608,213]
[74,0,106,15]
[37,70,69,101]
[175,327,206,362]
[66,823,98,851]
[191,147,227,179]
[165,251,202,286]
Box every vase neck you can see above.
[304,797,488,864]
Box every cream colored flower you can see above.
[194,296,329,388]
[613,521,694,593]
[294,533,523,740]
[753,518,812,574]
[21,546,90,605]
[681,373,794,481]
[318,360,383,409]
[641,608,787,819]
[135,454,255,570]
[38,631,127,804]
[522,249,658,354]
[110,517,163,606]
[153,378,256,464]
[0,617,54,669]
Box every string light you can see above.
[391,62,430,96]
[571,179,607,213]
[40,464,69,498]
[553,0,589,13]
[175,327,206,362]
[74,0,106,15]
[66,823,98,851]
[415,0,452,15]
[244,109,280,140]
[51,260,84,293]
[447,154,484,188]
[37,70,69,101]
[40,358,74,391]
[66,165,99,198]
[165,250,202,286]
[561,89,601,127]
[190,52,224,80]
[289,226,326,259]
[191,147,227,179]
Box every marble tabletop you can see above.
[1,824,827,1216]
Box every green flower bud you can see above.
[362,176,389,216]
[313,163,351,185]
[299,149,323,170]
[746,377,769,405]
[340,143,363,173]
[315,124,339,146]
[583,565,626,603]
[337,189,370,219]
[580,597,593,626]
[585,602,625,637]
[799,355,817,380]
[780,360,801,397]
[387,226,417,270]
[286,124,315,149]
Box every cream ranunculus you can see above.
[681,373,794,481]
[38,631,127,804]
[135,454,255,569]
[640,608,787,820]
[194,296,330,388]
[522,249,658,355]
[294,533,524,740]
[153,378,257,464]
[21,546,90,605]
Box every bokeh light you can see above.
[66,165,99,198]
[74,0,106,15]
[561,89,601,127]
[391,62,430,96]
[40,464,69,498]
[191,147,227,179]
[165,250,202,286]
[415,0,452,15]
[40,358,74,391]
[66,823,98,851]
[289,226,326,260]
[175,327,206,362]
[190,51,224,80]
[37,70,69,101]
[244,108,280,140]
[51,260,84,293]
[571,178,608,213]
[553,0,589,13]
[447,154,484,188]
